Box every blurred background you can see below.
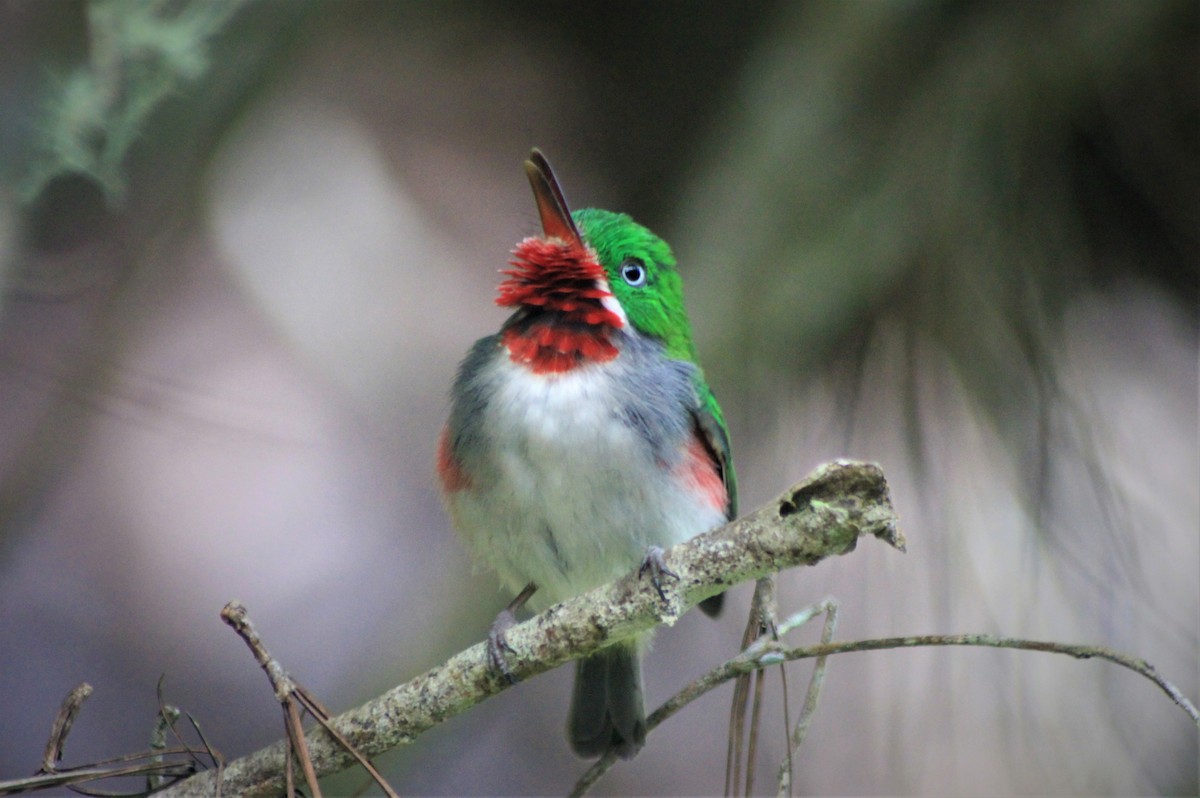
[0,1,1195,795]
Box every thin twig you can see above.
[284,700,322,798]
[180,712,222,798]
[725,593,757,797]
[0,761,195,795]
[744,577,780,798]
[784,635,1200,725]
[776,651,791,798]
[775,599,838,797]
[41,683,93,773]
[745,667,766,797]
[219,601,400,798]
[293,686,401,798]
[148,702,181,792]
[726,576,777,798]
[748,633,1200,730]
[0,682,212,797]
[569,628,1199,796]
[220,601,317,798]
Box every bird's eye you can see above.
[620,258,647,287]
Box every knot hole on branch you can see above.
[780,480,825,518]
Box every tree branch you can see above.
[158,460,902,797]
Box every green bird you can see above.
[438,149,736,759]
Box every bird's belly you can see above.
[450,363,724,608]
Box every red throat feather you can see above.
[496,237,623,373]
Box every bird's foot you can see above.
[639,545,679,604]
[487,611,518,684]
[486,582,537,685]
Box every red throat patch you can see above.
[496,237,624,374]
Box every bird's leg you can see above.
[488,582,537,683]
[638,545,679,604]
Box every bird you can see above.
[437,149,736,760]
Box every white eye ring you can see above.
[620,259,647,287]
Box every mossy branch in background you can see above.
[21,0,249,205]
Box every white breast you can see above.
[447,354,726,608]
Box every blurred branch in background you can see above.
[17,0,251,204]
[679,0,1196,505]
[0,0,306,536]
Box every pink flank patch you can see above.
[677,434,728,513]
[497,237,624,374]
[436,426,471,492]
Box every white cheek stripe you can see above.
[596,275,629,328]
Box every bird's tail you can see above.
[568,642,645,759]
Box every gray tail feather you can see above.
[568,644,645,759]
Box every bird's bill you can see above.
[524,148,583,245]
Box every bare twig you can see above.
[728,633,1200,733]
[725,586,758,798]
[284,701,321,798]
[726,577,778,798]
[775,599,838,797]
[148,696,181,792]
[41,683,93,773]
[776,648,792,798]
[154,677,222,784]
[221,601,322,798]
[0,683,215,797]
[582,598,840,798]
[571,625,1199,796]
[219,601,400,798]
[291,688,400,798]
[745,658,767,796]
[778,635,1200,726]
[0,761,195,796]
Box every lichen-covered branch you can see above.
[159,460,902,798]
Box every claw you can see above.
[639,545,679,604]
[485,582,537,685]
[487,611,519,684]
